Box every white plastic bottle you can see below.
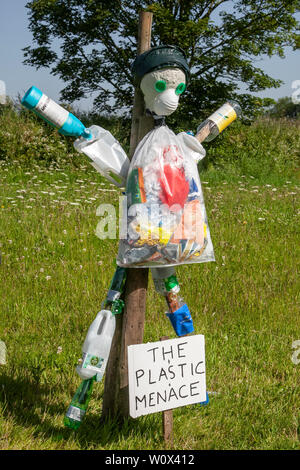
[76,310,116,381]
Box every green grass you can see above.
[0,111,299,449]
[0,156,299,450]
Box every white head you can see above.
[140,67,186,117]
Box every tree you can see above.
[268,96,300,118]
[23,0,300,128]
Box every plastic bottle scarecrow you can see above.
[117,45,215,337]
[21,45,241,429]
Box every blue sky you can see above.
[1,0,299,111]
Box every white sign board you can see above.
[128,335,206,418]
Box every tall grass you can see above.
[0,102,299,183]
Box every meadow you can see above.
[0,106,299,450]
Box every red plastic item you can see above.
[159,164,189,211]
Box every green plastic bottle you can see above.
[64,376,96,430]
[64,266,127,430]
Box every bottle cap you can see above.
[21,86,43,109]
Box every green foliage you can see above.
[267,96,300,119]
[1,101,299,187]
[0,102,76,166]
[203,117,300,183]
[23,0,300,121]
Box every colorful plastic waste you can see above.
[21,88,130,188]
[151,267,194,336]
[64,267,127,430]
[166,303,194,337]
[76,267,127,381]
[151,266,179,296]
[21,86,92,139]
[117,125,215,267]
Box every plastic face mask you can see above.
[152,88,180,116]
[140,68,186,116]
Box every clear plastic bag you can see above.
[74,125,130,188]
[117,125,215,267]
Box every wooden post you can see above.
[129,12,154,156]
[101,11,154,420]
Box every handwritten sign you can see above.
[128,335,206,418]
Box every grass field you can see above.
[0,117,299,450]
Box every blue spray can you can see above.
[21,86,92,139]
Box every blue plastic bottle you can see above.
[21,86,92,139]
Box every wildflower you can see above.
[57,346,63,354]
[45,275,51,281]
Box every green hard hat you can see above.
[132,45,190,85]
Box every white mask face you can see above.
[152,88,179,116]
[140,68,186,116]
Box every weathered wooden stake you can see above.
[101,11,154,421]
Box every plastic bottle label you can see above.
[82,352,105,373]
[35,94,69,129]
[66,405,86,422]
[208,103,237,133]
[126,168,146,206]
